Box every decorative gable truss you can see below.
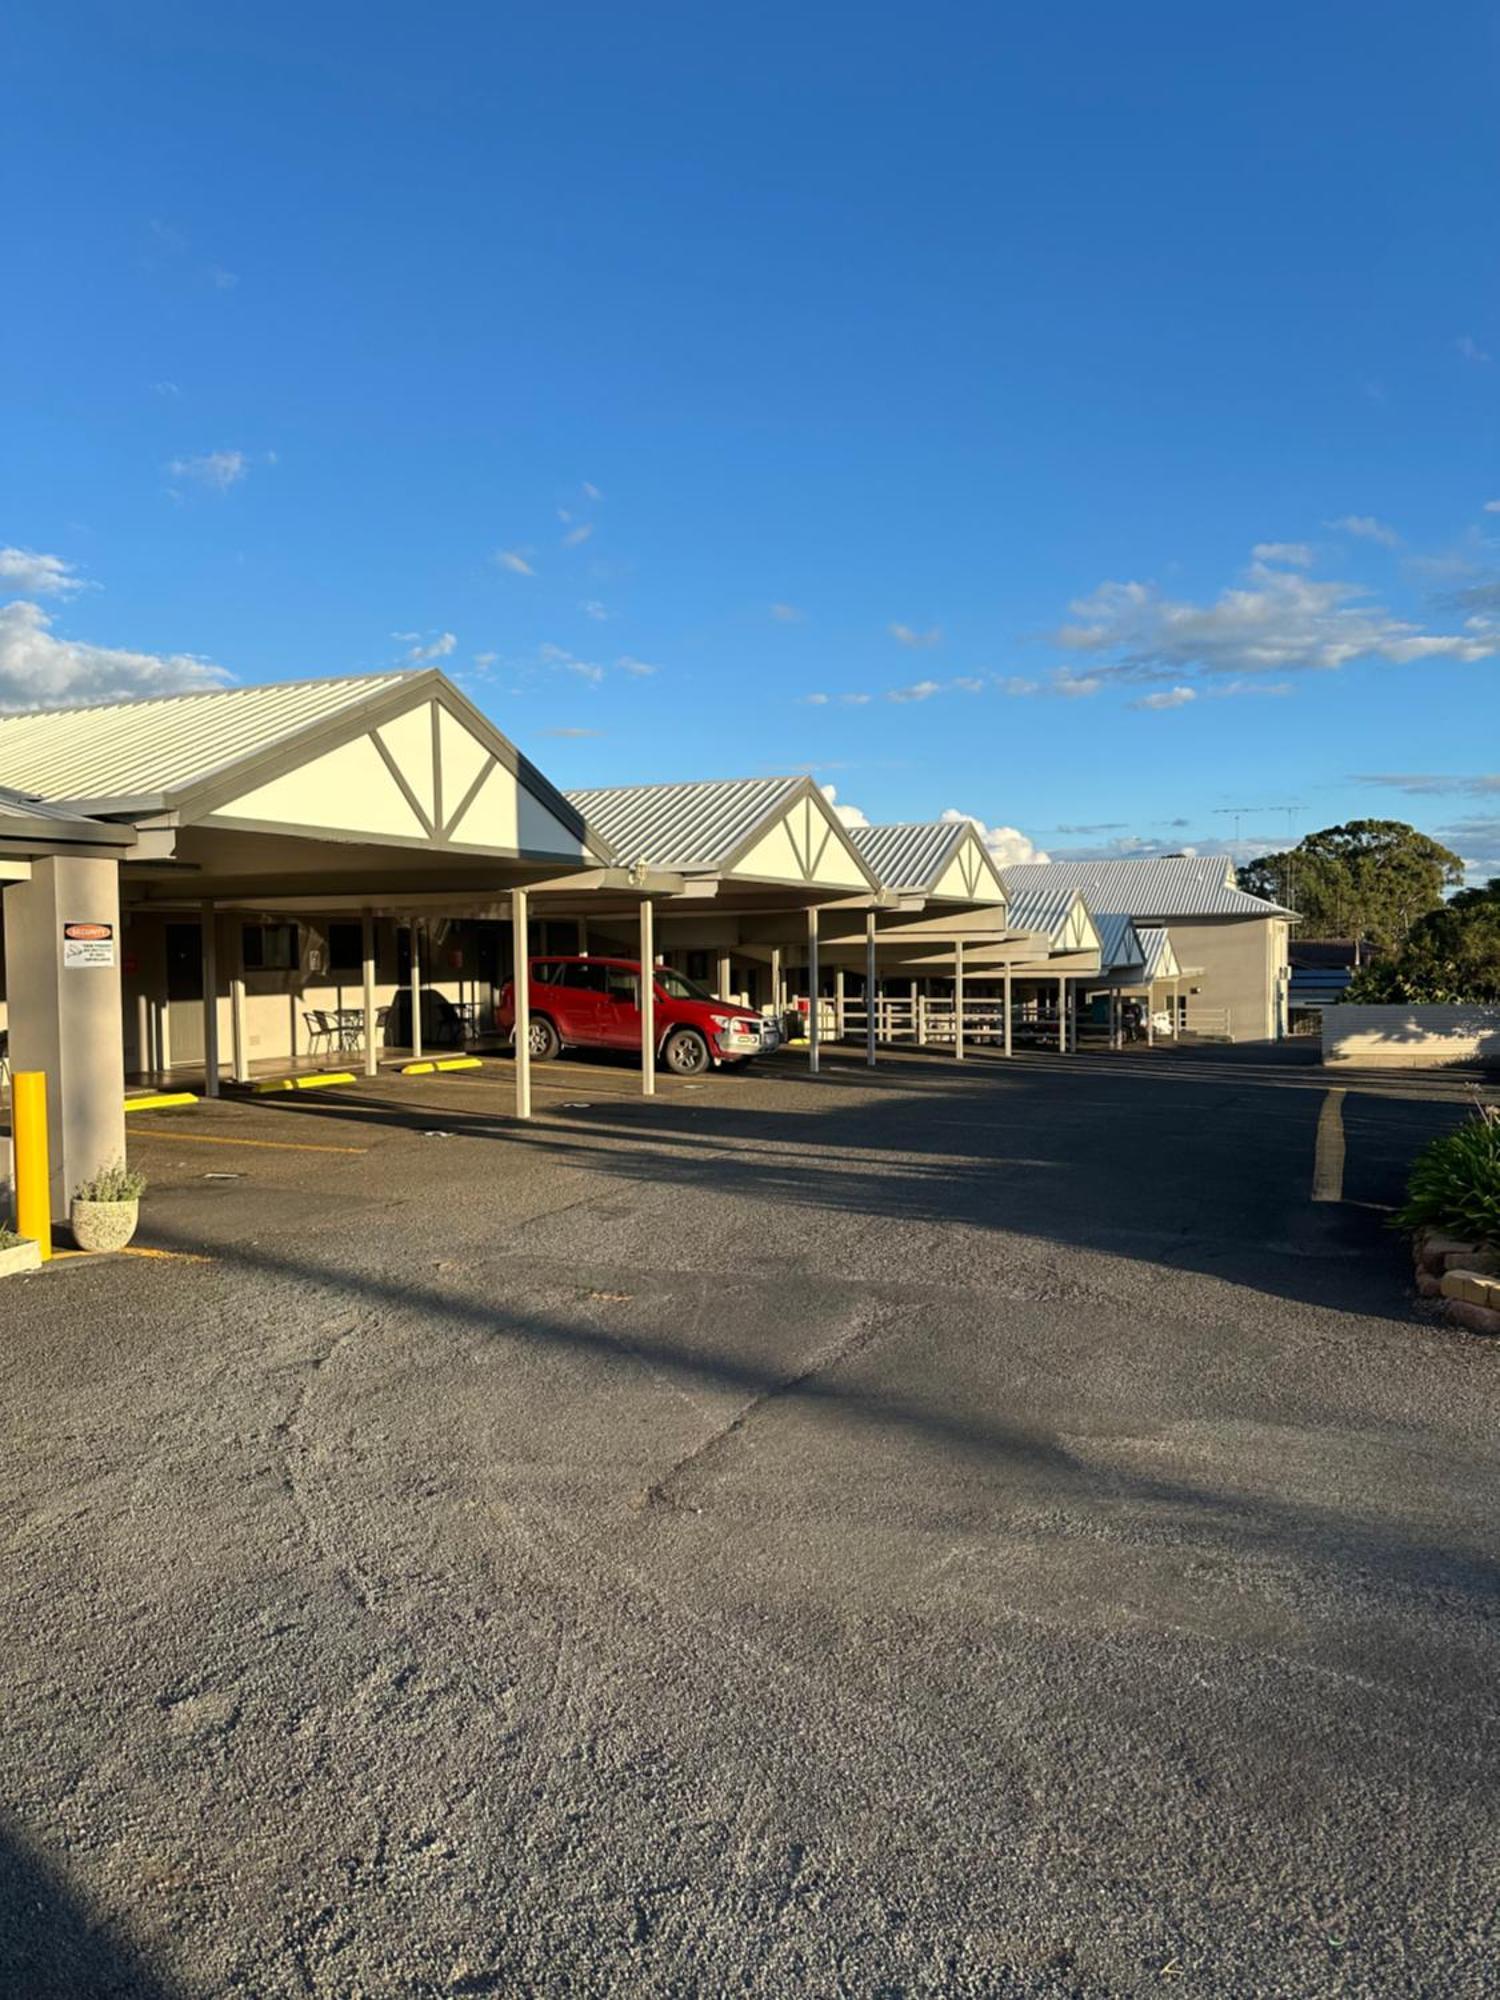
[728,785,875,892]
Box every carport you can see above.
[564,776,890,1073]
[978,882,1104,1051]
[0,670,682,1201]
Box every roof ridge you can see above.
[0,667,417,722]
[566,773,802,797]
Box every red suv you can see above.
[496,956,782,1077]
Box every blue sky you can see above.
[4,1,1497,871]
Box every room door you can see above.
[165,922,204,1067]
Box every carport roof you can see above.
[1093,909,1145,973]
[1003,856,1295,919]
[0,783,134,848]
[565,776,805,870]
[1004,882,1091,948]
[847,820,1006,902]
[0,671,416,811]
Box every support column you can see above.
[231,916,249,1084]
[834,965,846,1040]
[954,939,966,1062]
[807,905,820,1075]
[2,856,127,1217]
[865,909,878,1068]
[576,916,589,955]
[1003,965,1013,1057]
[912,979,923,1046]
[1147,991,1155,1047]
[771,945,783,1017]
[361,911,378,1078]
[410,921,424,1060]
[512,890,532,1120]
[639,898,656,1097]
[201,903,220,1097]
[1058,975,1068,1053]
[716,949,732,1002]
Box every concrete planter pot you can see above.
[70,1196,140,1254]
[0,1237,43,1278]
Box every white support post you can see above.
[771,945,784,1016]
[512,889,532,1120]
[865,909,877,1068]
[716,949,732,1001]
[410,922,424,1060]
[807,905,820,1075]
[362,910,378,1078]
[201,903,220,1098]
[1003,965,1013,1058]
[954,939,965,1063]
[576,916,589,955]
[912,980,924,1046]
[639,897,656,1097]
[1058,975,1068,1053]
[1147,991,1155,1047]
[231,916,249,1085]
[834,965,846,1040]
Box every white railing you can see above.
[1182,1005,1232,1039]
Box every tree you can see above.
[1347,879,1500,1003]
[1237,820,1463,960]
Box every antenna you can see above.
[1215,804,1304,909]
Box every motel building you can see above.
[1,668,1293,1218]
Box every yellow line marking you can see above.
[434,1056,483,1071]
[52,1246,213,1263]
[249,1071,357,1094]
[401,1059,437,1074]
[1311,1088,1346,1203]
[126,1126,367,1155]
[124,1092,200,1112]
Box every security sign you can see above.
[63,921,115,969]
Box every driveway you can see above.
[1,1044,1495,1996]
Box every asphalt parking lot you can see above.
[2,1041,1497,1997]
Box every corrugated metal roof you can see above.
[1004,884,1085,946]
[0,783,132,845]
[1137,926,1180,983]
[847,821,963,892]
[564,776,804,869]
[1002,856,1295,919]
[0,671,414,809]
[1093,910,1145,972]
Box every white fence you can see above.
[1322,1004,1500,1069]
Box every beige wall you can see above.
[1162,916,1288,1042]
[1323,1004,1500,1069]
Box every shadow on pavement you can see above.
[0,1818,182,2000]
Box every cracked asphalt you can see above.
[1,1041,1497,1998]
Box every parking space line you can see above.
[1311,1088,1346,1203]
[126,1126,367,1155]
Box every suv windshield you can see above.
[654,968,715,1002]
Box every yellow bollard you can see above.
[12,1071,52,1260]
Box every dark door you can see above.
[165,922,204,1065]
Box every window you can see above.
[656,968,713,1002]
[328,922,363,973]
[604,968,639,1007]
[242,922,298,972]
[555,962,609,994]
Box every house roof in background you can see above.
[1003,855,1295,919]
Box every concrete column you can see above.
[3,856,127,1216]
[954,940,966,1062]
[912,980,923,1046]
[639,898,656,1097]
[410,921,424,1060]
[231,917,250,1084]
[362,911,378,1078]
[201,903,220,1097]
[1058,975,1068,1053]
[770,945,783,1017]
[1003,965,1013,1057]
[865,909,878,1068]
[834,965,846,1040]
[512,890,532,1120]
[1147,991,1155,1047]
[576,916,589,955]
[807,906,820,1075]
[716,949,732,1001]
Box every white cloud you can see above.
[562,523,594,548]
[0,599,229,709]
[1058,561,1492,679]
[889,622,942,649]
[800,692,830,706]
[472,651,499,670]
[208,265,238,291]
[819,784,869,829]
[1457,334,1491,364]
[0,548,87,598]
[166,449,247,491]
[560,660,604,684]
[403,631,457,665]
[997,675,1039,696]
[1484,500,1500,514]
[540,726,603,739]
[1130,685,1196,711]
[888,679,942,702]
[938,810,1050,868]
[1351,770,1500,797]
[616,655,658,677]
[1326,513,1400,547]
[839,691,872,705]
[582,600,609,621]
[495,549,535,575]
[1252,542,1314,567]
[950,675,985,693]
[582,481,603,501]
[770,602,805,623]
[1052,669,1103,698]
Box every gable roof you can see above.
[1002,856,1295,919]
[0,785,134,849]
[1093,909,1146,972]
[0,672,415,813]
[1137,925,1181,983]
[1004,882,1099,951]
[847,820,1005,903]
[564,775,879,892]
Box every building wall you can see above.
[1323,1004,1500,1069]
[1159,916,1289,1042]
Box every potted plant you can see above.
[70,1160,147,1253]
[0,1225,42,1278]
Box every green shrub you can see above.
[74,1160,147,1203]
[0,1226,21,1251]
[1395,1110,1500,1249]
